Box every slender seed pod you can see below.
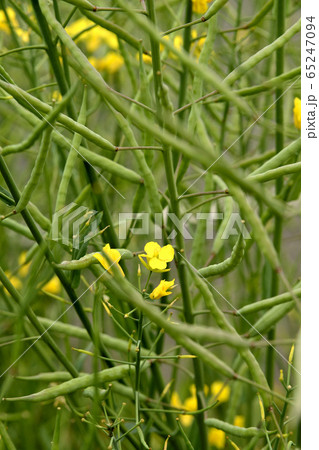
[4,365,132,402]
[199,228,245,278]
[225,19,301,86]
[55,249,133,270]
[226,180,281,271]
[0,219,34,240]
[15,127,53,213]
[250,138,301,176]
[205,418,264,438]
[238,288,301,315]
[211,176,233,257]
[248,162,301,184]
[0,79,115,152]
[247,302,295,338]
[55,86,87,212]
[203,0,229,20]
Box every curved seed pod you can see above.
[225,19,301,85]
[4,365,131,402]
[249,138,301,176]
[205,418,264,438]
[226,180,281,271]
[248,162,301,184]
[203,0,229,20]
[1,81,78,156]
[0,79,115,152]
[225,364,248,424]
[0,219,34,240]
[238,288,301,315]
[55,249,133,270]
[199,228,245,278]
[15,127,53,213]
[211,176,233,257]
[246,302,295,338]
[55,86,87,212]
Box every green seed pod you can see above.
[203,0,229,21]
[248,162,301,184]
[15,127,53,213]
[247,302,295,338]
[5,365,131,402]
[250,138,301,176]
[55,86,87,212]
[199,228,245,277]
[238,288,301,315]
[211,176,233,257]
[205,418,263,438]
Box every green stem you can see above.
[266,0,286,390]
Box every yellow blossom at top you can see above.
[192,0,210,14]
[150,279,176,300]
[208,428,226,449]
[66,18,118,52]
[18,251,31,278]
[234,415,245,428]
[42,275,61,295]
[139,242,174,272]
[93,244,124,277]
[293,97,301,130]
[211,381,230,404]
[89,53,124,74]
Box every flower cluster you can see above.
[66,17,124,74]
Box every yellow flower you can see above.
[208,428,226,449]
[293,97,301,130]
[138,242,174,272]
[211,381,230,404]
[150,279,175,300]
[93,244,124,277]
[192,0,211,14]
[234,415,245,428]
[173,35,183,52]
[42,275,61,295]
[18,252,31,278]
[89,52,124,74]
[52,91,62,102]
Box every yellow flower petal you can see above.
[234,415,245,428]
[293,97,301,130]
[42,275,61,294]
[211,381,230,403]
[149,257,167,271]
[159,245,174,262]
[144,241,161,258]
[208,428,226,448]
